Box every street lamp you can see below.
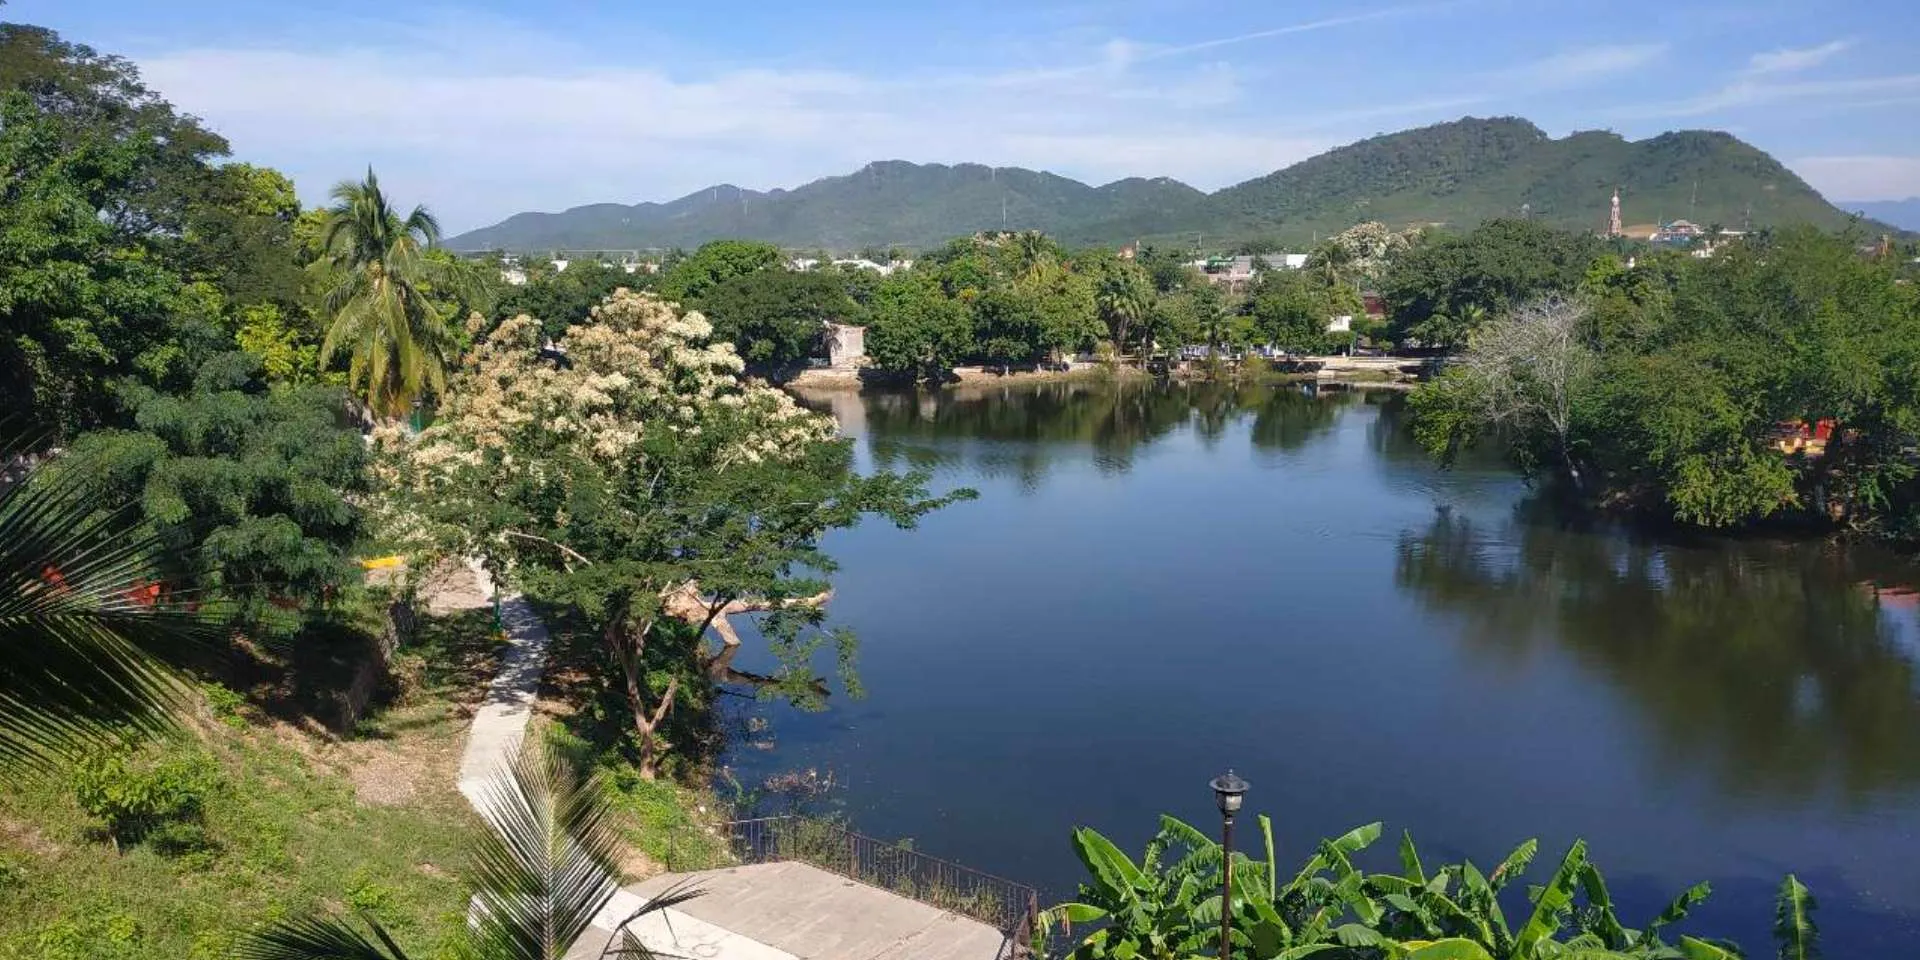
[1210,771,1250,958]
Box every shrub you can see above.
[201,682,249,728]
[70,744,218,852]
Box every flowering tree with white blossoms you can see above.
[387,290,962,777]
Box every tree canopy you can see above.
[697,267,859,368]
[1382,219,1605,348]
[383,290,963,775]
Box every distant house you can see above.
[1650,220,1705,247]
[828,258,912,276]
[789,257,822,271]
[1327,315,1353,334]
[824,322,866,368]
[1194,253,1305,286]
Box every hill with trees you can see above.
[448,117,1882,251]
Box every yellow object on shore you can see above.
[359,555,405,570]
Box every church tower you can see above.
[1609,188,1623,238]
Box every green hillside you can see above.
[447,117,1878,252]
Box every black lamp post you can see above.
[1210,770,1250,959]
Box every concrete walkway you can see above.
[452,566,1003,960]
[597,862,1011,960]
[454,559,552,807]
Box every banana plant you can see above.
[1047,817,1819,960]
[1039,824,1219,958]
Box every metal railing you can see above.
[726,816,1039,954]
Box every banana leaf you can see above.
[1514,840,1588,957]
[1645,882,1712,944]
[1773,875,1818,960]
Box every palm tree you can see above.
[238,742,700,960]
[317,169,458,421]
[1011,229,1056,281]
[1095,263,1152,362]
[1306,239,1355,289]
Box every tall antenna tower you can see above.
[1609,188,1622,237]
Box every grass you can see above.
[0,606,506,960]
[1,583,732,960]
[533,604,732,876]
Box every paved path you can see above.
[579,862,1009,960]
[453,566,1003,960]
[454,560,552,807]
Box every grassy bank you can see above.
[1,591,734,960]
[0,609,498,959]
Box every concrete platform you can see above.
[572,861,1012,960]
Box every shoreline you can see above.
[784,358,1422,397]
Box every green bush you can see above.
[200,683,248,728]
[70,745,218,852]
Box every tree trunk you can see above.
[632,675,677,781]
[606,617,676,780]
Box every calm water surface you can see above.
[732,380,1920,955]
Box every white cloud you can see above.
[134,16,1472,232]
[1132,2,1453,63]
[1612,72,1920,119]
[1499,43,1668,88]
[1747,40,1851,75]
[1791,155,1920,201]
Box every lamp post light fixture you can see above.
[1210,771,1250,958]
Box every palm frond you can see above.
[600,879,708,959]
[468,743,631,960]
[405,205,442,246]
[235,913,414,960]
[0,428,214,770]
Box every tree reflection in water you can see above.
[1396,507,1920,803]
[846,378,1354,489]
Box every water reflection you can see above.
[1396,509,1920,802]
[758,380,1920,955]
[835,378,1356,485]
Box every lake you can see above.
[730,378,1920,955]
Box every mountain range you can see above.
[446,117,1887,252]
[1837,198,1920,232]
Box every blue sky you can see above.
[15,0,1920,231]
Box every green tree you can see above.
[386,291,963,777]
[1092,254,1154,360]
[181,163,306,312]
[0,90,214,437]
[494,259,634,342]
[656,239,783,303]
[1248,270,1340,354]
[63,353,368,637]
[314,169,459,420]
[698,268,858,367]
[864,271,973,380]
[1382,220,1603,348]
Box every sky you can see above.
[14,0,1920,232]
